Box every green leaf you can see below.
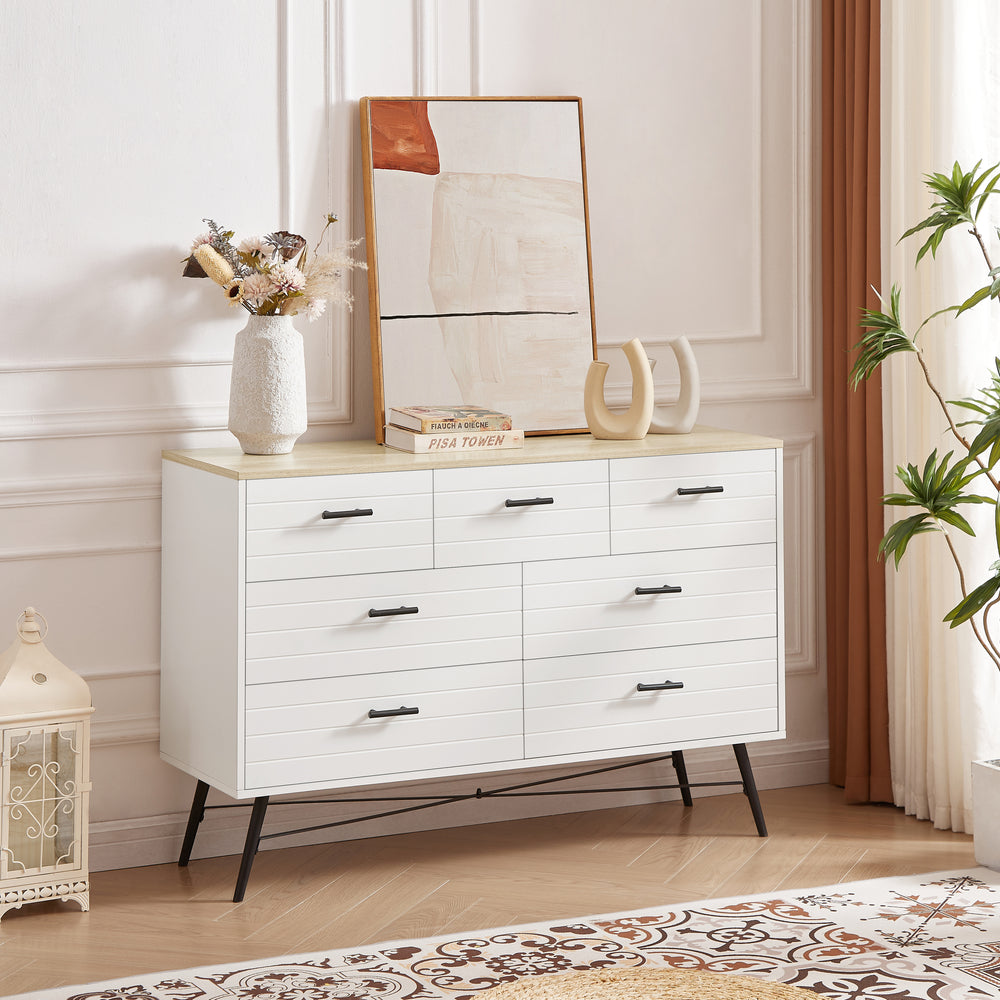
[913,303,961,338]
[902,160,1000,263]
[956,285,993,315]
[968,417,1000,461]
[934,509,978,534]
[879,513,937,567]
[944,574,1000,627]
[850,285,916,386]
[955,359,1000,469]
[879,449,995,567]
[976,170,1000,218]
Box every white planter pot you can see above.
[228,313,307,455]
[972,758,1000,869]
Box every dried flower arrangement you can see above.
[182,214,365,320]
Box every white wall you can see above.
[0,0,825,870]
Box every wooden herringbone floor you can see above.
[0,783,976,995]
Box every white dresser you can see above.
[160,428,783,899]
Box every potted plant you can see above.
[182,215,365,454]
[852,160,1000,865]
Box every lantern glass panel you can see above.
[2,724,82,877]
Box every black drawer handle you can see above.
[637,681,684,692]
[368,705,419,719]
[368,605,419,618]
[676,485,724,496]
[635,585,682,595]
[505,497,555,508]
[322,507,374,519]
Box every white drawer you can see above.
[245,563,522,683]
[245,661,522,788]
[522,545,777,660]
[245,471,433,581]
[610,449,777,555]
[524,639,779,759]
[434,461,610,567]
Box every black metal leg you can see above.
[670,750,694,807]
[178,779,210,867]
[233,796,270,903]
[733,743,767,837]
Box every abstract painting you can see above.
[361,97,598,441]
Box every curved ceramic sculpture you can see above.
[649,336,700,434]
[584,338,654,440]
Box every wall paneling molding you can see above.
[0,475,161,509]
[783,433,819,676]
[415,0,439,95]
[599,0,813,405]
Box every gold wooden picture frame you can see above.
[360,96,598,443]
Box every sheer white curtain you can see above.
[882,0,1000,831]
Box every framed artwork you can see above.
[360,97,598,442]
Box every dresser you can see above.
[160,427,784,899]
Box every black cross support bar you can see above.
[178,744,767,902]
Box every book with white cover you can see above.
[385,425,524,454]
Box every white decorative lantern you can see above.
[0,608,93,921]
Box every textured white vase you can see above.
[228,313,307,455]
[583,338,654,440]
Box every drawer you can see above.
[610,449,777,555]
[245,660,523,788]
[522,545,777,660]
[524,638,779,758]
[245,471,433,581]
[245,563,522,683]
[434,461,610,567]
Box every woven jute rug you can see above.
[15,867,1000,999]
[488,967,816,998]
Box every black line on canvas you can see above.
[380,310,579,320]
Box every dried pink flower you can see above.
[238,235,273,259]
[269,262,306,295]
[242,272,274,308]
[304,298,327,321]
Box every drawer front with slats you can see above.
[524,638,779,758]
[245,563,522,683]
[610,449,777,555]
[434,461,610,567]
[523,544,777,660]
[246,471,433,581]
[245,660,523,788]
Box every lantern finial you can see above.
[16,607,46,643]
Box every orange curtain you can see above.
[821,0,892,802]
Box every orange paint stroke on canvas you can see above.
[369,101,441,174]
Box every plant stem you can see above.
[915,348,1000,490]
[312,214,338,254]
[982,595,1000,673]
[971,223,994,272]
[943,531,1000,670]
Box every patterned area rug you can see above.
[18,867,1000,1000]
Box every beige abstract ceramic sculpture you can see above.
[649,336,700,434]
[583,338,654,440]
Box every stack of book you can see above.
[385,405,524,454]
